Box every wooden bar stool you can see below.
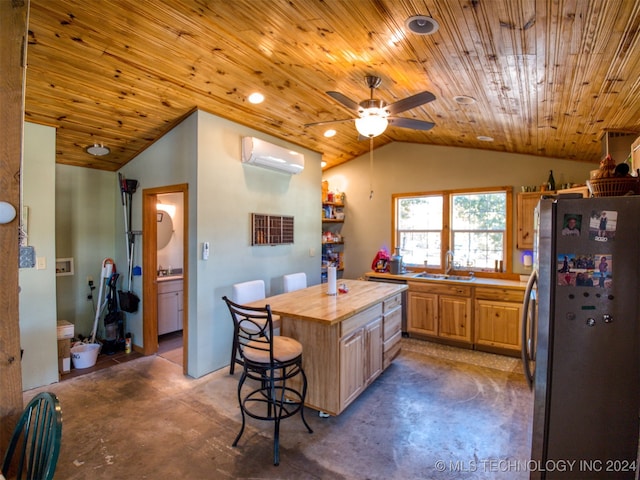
[222,296,313,465]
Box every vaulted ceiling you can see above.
[25,0,640,171]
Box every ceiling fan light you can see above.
[405,15,439,35]
[85,143,110,156]
[355,115,388,138]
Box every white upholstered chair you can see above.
[229,279,280,374]
[283,272,307,293]
[232,279,267,305]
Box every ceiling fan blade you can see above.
[326,91,361,111]
[304,118,354,128]
[388,117,436,131]
[386,91,436,115]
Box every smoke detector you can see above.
[85,144,110,156]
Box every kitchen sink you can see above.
[415,272,475,282]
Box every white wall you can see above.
[193,111,322,377]
[118,112,198,354]
[121,110,322,378]
[323,142,595,279]
[55,164,117,337]
[20,122,58,389]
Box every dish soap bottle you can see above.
[547,170,556,191]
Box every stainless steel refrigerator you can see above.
[521,194,640,479]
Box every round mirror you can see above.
[157,210,174,249]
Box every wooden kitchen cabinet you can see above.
[516,191,546,249]
[407,282,472,345]
[438,295,472,342]
[474,286,525,355]
[157,279,183,335]
[632,135,640,173]
[339,328,365,409]
[407,291,438,336]
[338,304,383,412]
[365,317,383,385]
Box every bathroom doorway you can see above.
[142,183,189,374]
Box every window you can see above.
[394,187,512,272]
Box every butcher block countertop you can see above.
[245,279,407,325]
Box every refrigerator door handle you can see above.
[521,269,537,389]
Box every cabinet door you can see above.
[365,318,383,385]
[438,295,472,342]
[158,291,178,335]
[517,192,544,249]
[339,329,364,410]
[177,290,184,330]
[407,292,437,336]
[475,300,522,351]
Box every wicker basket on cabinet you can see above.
[587,177,639,197]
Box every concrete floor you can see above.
[26,339,533,479]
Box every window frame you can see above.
[392,186,513,275]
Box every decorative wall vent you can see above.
[251,213,294,245]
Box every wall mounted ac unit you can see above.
[241,137,304,174]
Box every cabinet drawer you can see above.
[475,286,524,303]
[341,303,383,338]
[408,281,471,297]
[158,279,183,294]
[383,308,402,341]
[383,293,402,313]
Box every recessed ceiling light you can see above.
[321,161,327,168]
[248,92,264,104]
[324,129,337,138]
[85,144,110,156]
[405,15,439,35]
[477,136,494,142]
[454,95,477,105]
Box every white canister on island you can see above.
[327,266,337,295]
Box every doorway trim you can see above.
[142,183,189,374]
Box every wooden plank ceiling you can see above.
[25,0,640,171]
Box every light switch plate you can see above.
[36,256,46,270]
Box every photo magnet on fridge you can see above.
[589,209,618,242]
[561,214,582,236]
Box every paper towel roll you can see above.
[327,266,337,295]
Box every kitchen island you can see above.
[246,279,406,416]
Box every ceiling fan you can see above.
[305,75,436,138]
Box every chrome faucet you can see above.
[445,250,454,275]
